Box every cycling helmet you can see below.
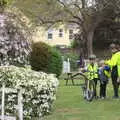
[104,65,110,71]
[88,54,96,60]
[109,43,116,49]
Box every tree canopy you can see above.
[14,0,120,55]
[0,0,14,11]
[0,0,32,66]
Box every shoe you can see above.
[94,96,99,99]
[100,97,105,100]
[84,96,86,99]
[112,96,119,99]
[81,86,86,90]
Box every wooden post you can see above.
[18,89,23,120]
[67,58,70,73]
[1,83,5,120]
[0,84,23,120]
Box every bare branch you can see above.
[56,0,66,7]
[73,3,81,11]
[81,0,85,8]
[57,0,83,25]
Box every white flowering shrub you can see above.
[0,12,31,66]
[0,66,59,119]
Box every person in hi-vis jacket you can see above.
[105,43,120,98]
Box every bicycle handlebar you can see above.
[71,72,89,80]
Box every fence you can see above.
[63,58,70,73]
[0,83,23,120]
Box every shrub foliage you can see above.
[30,42,62,77]
[47,47,63,77]
[0,12,31,66]
[0,66,59,119]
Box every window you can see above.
[47,29,53,39]
[69,29,73,39]
[59,29,63,37]
[48,33,52,39]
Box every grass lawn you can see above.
[42,78,120,120]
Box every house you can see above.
[8,8,79,48]
[32,24,79,47]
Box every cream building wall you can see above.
[32,24,79,46]
[8,8,79,47]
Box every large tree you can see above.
[14,0,120,55]
[0,0,13,11]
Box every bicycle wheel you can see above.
[85,80,95,101]
[78,72,94,101]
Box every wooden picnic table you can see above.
[64,72,88,86]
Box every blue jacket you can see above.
[98,66,110,83]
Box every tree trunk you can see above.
[87,30,94,56]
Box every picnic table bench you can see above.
[64,72,88,86]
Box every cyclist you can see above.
[105,43,120,98]
[86,54,99,99]
[98,60,111,99]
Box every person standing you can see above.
[98,60,111,99]
[105,43,120,98]
[86,54,99,98]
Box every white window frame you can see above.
[59,29,63,37]
[47,29,53,40]
[69,29,73,40]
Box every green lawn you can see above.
[42,79,120,120]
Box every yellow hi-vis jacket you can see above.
[104,70,111,78]
[87,63,98,80]
[105,51,120,77]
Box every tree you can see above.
[14,0,120,55]
[0,11,31,66]
[0,0,14,12]
[0,0,32,66]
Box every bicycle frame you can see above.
[79,72,95,101]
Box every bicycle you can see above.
[78,72,95,102]
[66,71,96,101]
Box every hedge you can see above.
[0,66,59,119]
[30,42,62,77]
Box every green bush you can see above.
[30,42,51,73]
[30,42,62,77]
[47,47,63,77]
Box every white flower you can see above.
[0,65,59,119]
